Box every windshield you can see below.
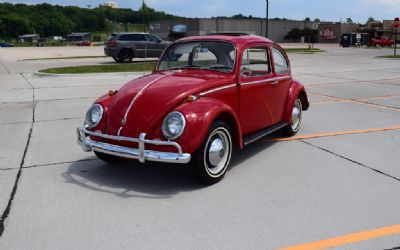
[157,41,236,73]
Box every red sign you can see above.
[394,17,400,28]
[320,28,336,40]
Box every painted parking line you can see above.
[309,92,400,111]
[277,224,400,250]
[260,125,400,142]
[311,93,400,105]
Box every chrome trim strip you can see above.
[241,76,291,86]
[117,71,176,136]
[243,123,287,146]
[199,84,237,96]
[77,126,191,164]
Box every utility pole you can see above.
[142,0,146,33]
[265,0,269,38]
[393,17,400,57]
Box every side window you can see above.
[146,35,160,43]
[120,34,145,41]
[240,46,270,77]
[272,47,289,74]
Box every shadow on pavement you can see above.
[63,137,278,199]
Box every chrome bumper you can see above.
[77,126,191,164]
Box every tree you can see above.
[346,18,354,24]
[367,17,376,24]
[285,28,302,41]
[314,18,321,23]
[1,14,33,38]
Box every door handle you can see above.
[270,81,279,85]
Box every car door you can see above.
[239,45,274,134]
[145,34,164,57]
[123,34,146,57]
[269,46,292,124]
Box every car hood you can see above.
[106,69,234,137]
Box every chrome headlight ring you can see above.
[162,111,186,140]
[85,104,104,128]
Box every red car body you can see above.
[369,36,394,47]
[78,34,309,183]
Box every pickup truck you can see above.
[369,36,394,47]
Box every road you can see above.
[0,45,400,249]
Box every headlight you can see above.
[85,104,103,128]
[162,111,186,140]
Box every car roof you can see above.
[178,34,275,47]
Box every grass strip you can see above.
[39,62,156,74]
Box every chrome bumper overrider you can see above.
[77,126,191,164]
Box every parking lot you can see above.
[0,45,400,249]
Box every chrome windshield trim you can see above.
[199,84,237,96]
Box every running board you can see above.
[243,122,287,146]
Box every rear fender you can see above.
[283,80,309,124]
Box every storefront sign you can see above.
[320,28,336,40]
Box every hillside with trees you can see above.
[0,2,181,39]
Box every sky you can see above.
[1,0,399,23]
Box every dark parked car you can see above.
[0,42,14,47]
[104,33,171,63]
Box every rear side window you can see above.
[272,47,289,74]
[119,34,145,41]
[241,46,271,77]
[146,35,161,42]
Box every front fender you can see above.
[283,80,309,124]
[174,98,243,154]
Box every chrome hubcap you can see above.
[205,129,231,176]
[291,99,302,131]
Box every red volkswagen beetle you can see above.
[77,34,309,184]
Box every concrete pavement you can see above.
[1,45,400,249]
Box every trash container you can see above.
[340,33,351,48]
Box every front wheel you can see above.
[193,121,233,185]
[283,98,303,136]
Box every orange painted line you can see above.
[312,94,400,106]
[260,125,400,142]
[306,77,400,88]
[308,92,400,112]
[358,93,400,101]
[278,224,400,250]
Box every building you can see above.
[67,32,91,42]
[103,2,118,8]
[18,34,40,43]
[149,18,317,42]
[317,22,359,43]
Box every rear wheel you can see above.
[94,151,121,163]
[119,50,133,63]
[283,98,303,136]
[193,121,232,185]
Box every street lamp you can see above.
[265,0,269,38]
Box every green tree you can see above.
[346,18,354,24]
[1,14,33,38]
[367,17,376,23]
[285,28,302,41]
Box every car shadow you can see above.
[63,135,279,199]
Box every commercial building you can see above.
[317,22,359,43]
[103,2,118,8]
[149,18,317,42]
[67,32,91,42]
[18,34,40,43]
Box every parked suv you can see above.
[105,33,171,63]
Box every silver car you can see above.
[104,33,171,63]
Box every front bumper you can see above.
[77,126,191,164]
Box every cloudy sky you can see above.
[1,0,399,23]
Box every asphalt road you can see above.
[0,45,400,250]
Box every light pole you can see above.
[265,0,269,38]
[142,0,146,33]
